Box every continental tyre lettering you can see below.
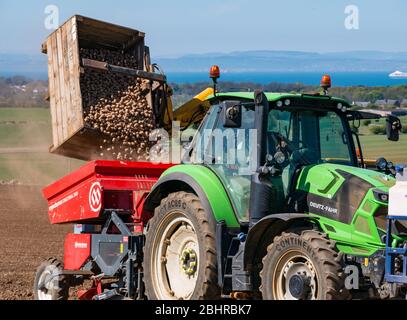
[260,231,350,299]
[274,235,315,258]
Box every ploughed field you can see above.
[0,185,70,300]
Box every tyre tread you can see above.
[260,230,351,300]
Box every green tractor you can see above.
[142,77,405,300]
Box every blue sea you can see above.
[2,71,407,87]
[166,72,407,87]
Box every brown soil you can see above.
[0,185,70,300]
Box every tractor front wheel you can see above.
[34,257,69,300]
[143,192,220,300]
[260,230,349,300]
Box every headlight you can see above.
[373,189,389,203]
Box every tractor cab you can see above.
[188,90,359,222]
[264,100,356,196]
[186,71,403,225]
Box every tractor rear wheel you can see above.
[143,192,220,300]
[260,230,349,300]
[34,257,69,300]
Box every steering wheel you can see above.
[270,132,310,167]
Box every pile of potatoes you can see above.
[80,48,154,161]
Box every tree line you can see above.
[171,81,407,105]
[1,76,407,108]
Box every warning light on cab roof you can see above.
[320,74,332,92]
[209,65,220,81]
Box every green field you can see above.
[356,116,407,163]
[0,108,406,185]
[360,134,407,163]
[0,108,51,121]
[0,108,83,185]
[0,111,50,148]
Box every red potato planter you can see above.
[35,160,172,300]
[43,160,170,224]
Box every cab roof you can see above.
[208,92,350,106]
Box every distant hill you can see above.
[155,50,407,72]
[1,50,407,78]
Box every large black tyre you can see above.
[144,192,220,300]
[260,230,350,300]
[34,257,69,300]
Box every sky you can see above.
[0,0,406,57]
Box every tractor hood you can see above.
[297,163,395,197]
[295,163,395,226]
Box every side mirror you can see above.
[222,101,242,128]
[375,157,388,171]
[375,157,394,175]
[386,115,402,141]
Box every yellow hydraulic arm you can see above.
[163,87,214,129]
